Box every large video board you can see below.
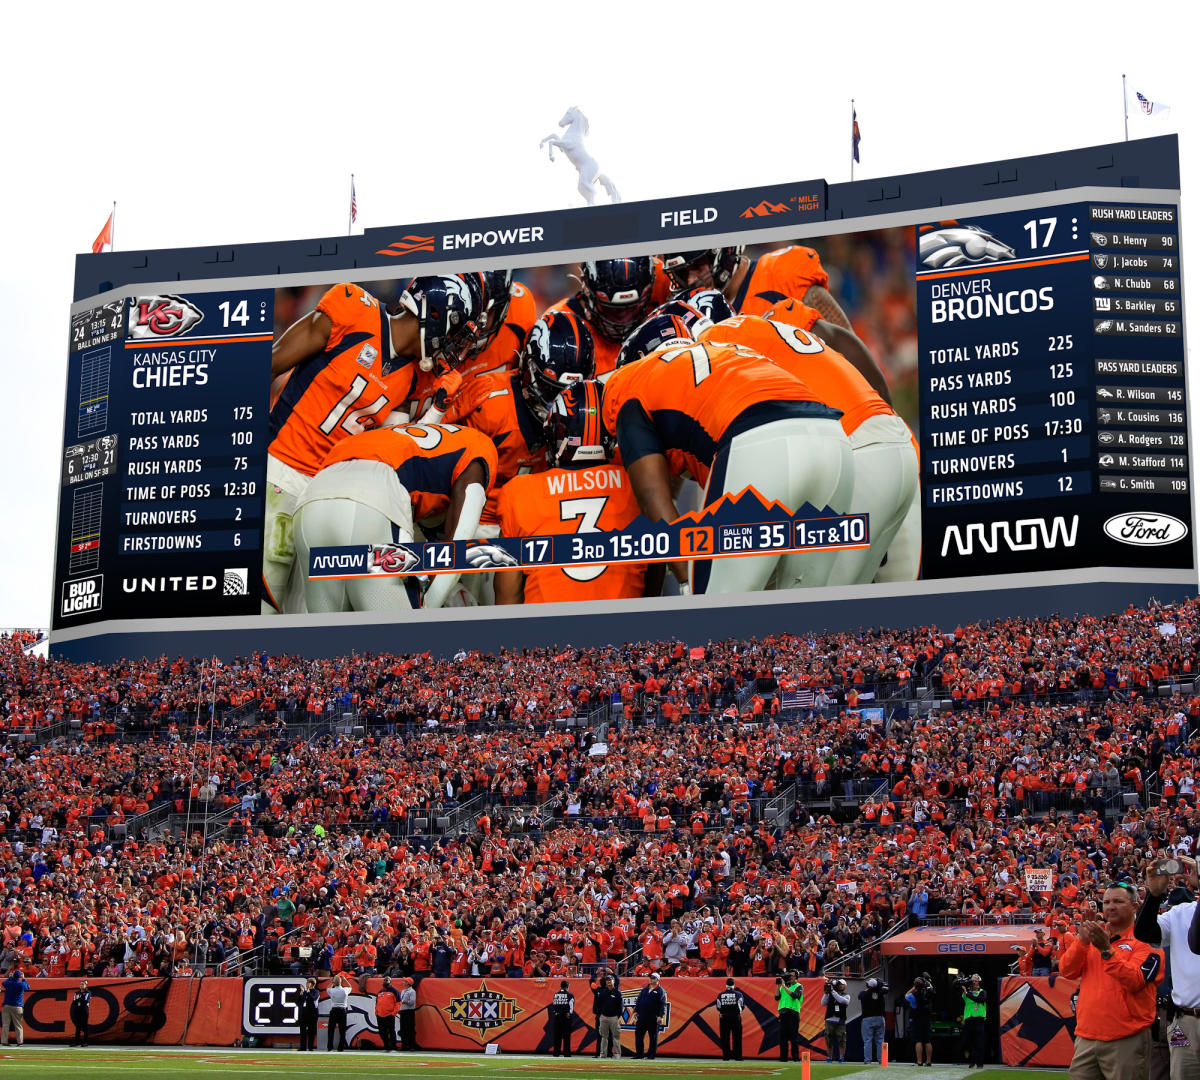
[52,137,1194,658]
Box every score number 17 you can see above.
[1023,217,1057,249]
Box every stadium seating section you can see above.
[2,598,1199,983]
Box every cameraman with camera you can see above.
[859,976,888,1065]
[957,973,987,1069]
[822,976,850,1064]
[774,969,804,1062]
[905,973,935,1067]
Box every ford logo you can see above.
[1103,512,1189,547]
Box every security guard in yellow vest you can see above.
[959,974,987,1069]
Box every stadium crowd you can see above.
[1,598,1199,981]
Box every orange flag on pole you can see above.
[92,205,115,253]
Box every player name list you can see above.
[917,201,1186,511]
[1090,204,1186,496]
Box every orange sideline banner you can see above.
[418,976,832,1058]
[255,976,835,1057]
[999,974,1078,1068]
[18,977,243,1045]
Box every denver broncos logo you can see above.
[319,992,379,1047]
[919,222,1017,269]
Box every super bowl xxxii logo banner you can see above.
[444,981,524,1035]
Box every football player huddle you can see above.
[261,244,920,614]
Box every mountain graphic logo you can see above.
[740,201,789,218]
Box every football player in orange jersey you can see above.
[263,276,477,614]
[543,257,672,378]
[292,422,497,613]
[762,297,921,582]
[660,245,853,327]
[603,314,854,596]
[699,303,918,586]
[407,270,538,419]
[446,310,595,604]
[496,381,657,605]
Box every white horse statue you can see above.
[539,107,622,206]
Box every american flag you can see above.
[350,176,358,224]
[782,690,815,709]
[852,108,861,163]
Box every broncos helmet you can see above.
[645,298,714,339]
[579,257,656,341]
[544,380,612,469]
[614,312,696,370]
[520,309,596,422]
[464,269,515,358]
[674,286,736,325]
[398,275,480,372]
[661,246,743,291]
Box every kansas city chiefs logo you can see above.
[128,294,204,338]
[371,543,420,575]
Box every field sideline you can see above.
[0,1047,1064,1080]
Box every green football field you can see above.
[0,1048,1065,1080]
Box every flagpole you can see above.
[1122,74,1128,142]
[111,201,116,252]
[348,174,354,236]
[850,100,855,181]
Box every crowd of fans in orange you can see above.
[1,599,1199,981]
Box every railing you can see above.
[440,790,491,835]
[761,782,798,827]
[235,923,307,977]
[119,798,176,841]
[824,916,910,979]
[918,912,1045,926]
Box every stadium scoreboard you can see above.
[52,136,1195,659]
[918,200,1188,578]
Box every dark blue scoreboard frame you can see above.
[53,136,1193,661]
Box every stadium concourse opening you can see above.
[3,594,1200,1068]
[882,925,1039,1065]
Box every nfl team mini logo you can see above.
[223,568,248,597]
[128,294,204,338]
[444,982,523,1035]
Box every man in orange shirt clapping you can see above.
[1058,882,1163,1079]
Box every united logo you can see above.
[444,982,523,1034]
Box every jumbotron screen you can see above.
[52,136,1194,658]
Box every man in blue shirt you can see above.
[634,973,668,1060]
[2,967,30,1046]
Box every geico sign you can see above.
[940,515,1079,557]
[937,942,987,953]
